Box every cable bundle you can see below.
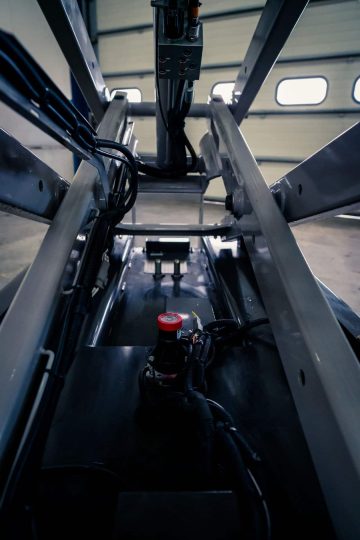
[0,30,138,220]
[140,316,272,539]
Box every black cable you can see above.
[183,130,198,171]
[247,468,272,540]
[155,7,169,132]
[204,317,270,348]
[93,139,139,218]
[95,139,137,168]
[207,399,261,463]
[95,149,132,169]
[216,422,269,540]
[204,318,239,332]
[187,390,215,482]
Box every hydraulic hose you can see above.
[216,423,266,540]
[186,389,215,483]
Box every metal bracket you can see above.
[199,132,222,181]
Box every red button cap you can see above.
[157,312,183,332]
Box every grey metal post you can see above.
[210,98,360,540]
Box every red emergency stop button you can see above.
[157,312,183,332]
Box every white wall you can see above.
[0,0,74,180]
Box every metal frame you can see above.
[270,122,360,223]
[210,98,360,539]
[0,70,111,206]
[0,1,359,536]
[114,223,230,236]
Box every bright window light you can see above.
[276,77,327,106]
[211,82,235,104]
[110,88,142,102]
[353,77,360,103]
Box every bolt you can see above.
[154,259,164,280]
[172,259,183,280]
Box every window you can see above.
[353,77,360,103]
[211,82,235,105]
[276,77,327,106]
[110,88,142,102]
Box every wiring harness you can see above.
[137,6,198,179]
[0,30,139,221]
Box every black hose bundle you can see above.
[204,317,270,348]
[208,398,271,540]
[0,30,139,222]
[145,7,198,179]
[94,139,139,222]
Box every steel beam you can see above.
[231,0,309,124]
[138,174,208,194]
[37,0,109,123]
[210,98,360,540]
[114,223,230,236]
[0,130,69,223]
[271,122,360,223]
[0,99,127,491]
